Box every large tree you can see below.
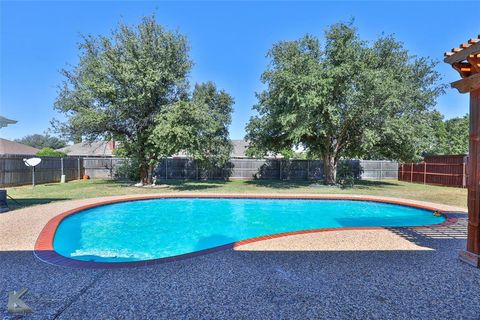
[443,115,469,155]
[428,114,469,155]
[246,22,445,184]
[15,133,66,149]
[54,16,194,183]
[150,82,233,168]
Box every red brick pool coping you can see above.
[34,194,458,269]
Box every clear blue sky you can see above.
[1,1,479,141]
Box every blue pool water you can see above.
[53,198,445,263]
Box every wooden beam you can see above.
[451,73,480,93]
[444,41,480,64]
[453,62,474,78]
[468,54,480,73]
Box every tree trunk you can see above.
[323,154,337,184]
[139,166,147,185]
[139,162,151,185]
[148,164,154,185]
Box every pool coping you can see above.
[34,194,458,269]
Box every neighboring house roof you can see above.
[231,139,249,158]
[172,140,251,159]
[0,138,39,155]
[58,141,117,157]
[172,140,282,159]
[57,139,282,159]
[230,139,283,159]
[0,116,17,128]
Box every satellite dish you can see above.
[23,158,42,167]
[23,158,42,187]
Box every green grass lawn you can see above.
[5,178,467,210]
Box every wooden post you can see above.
[463,160,467,188]
[445,36,480,266]
[410,163,414,182]
[279,160,282,181]
[110,158,114,179]
[307,160,310,180]
[380,161,383,180]
[464,89,480,261]
[77,157,81,180]
[196,161,199,180]
[424,162,427,184]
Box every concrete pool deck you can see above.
[1,194,479,319]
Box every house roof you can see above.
[57,139,282,159]
[230,140,283,159]
[0,116,17,129]
[172,140,251,158]
[0,138,39,155]
[231,139,249,158]
[175,140,282,159]
[58,141,117,157]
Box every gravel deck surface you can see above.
[1,194,479,319]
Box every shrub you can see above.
[36,147,67,157]
[336,161,363,187]
[113,158,141,181]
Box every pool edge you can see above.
[34,194,458,269]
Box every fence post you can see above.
[60,157,66,183]
[279,160,282,181]
[165,158,168,180]
[380,161,383,180]
[424,162,427,184]
[32,166,36,187]
[110,158,114,178]
[307,160,310,180]
[463,161,467,188]
[195,161,198,180]
[410,163,414,182]
[77,157,81,180]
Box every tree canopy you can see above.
[151,82,233,168]
[54,16,233,183]
[245,22,445,183]
[15,133,66,149]
[36,147,67,157]
[429,114,469,155]
[443,115,469,154]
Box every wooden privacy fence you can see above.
[154,158,398,181]
[398,155,467,187]
[0,154,84,187]
[1,155,398,186]
[83,157,126,179]
[80,158,399,181]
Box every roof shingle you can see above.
[0,138,39,155]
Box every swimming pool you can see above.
[49,197,445,264]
